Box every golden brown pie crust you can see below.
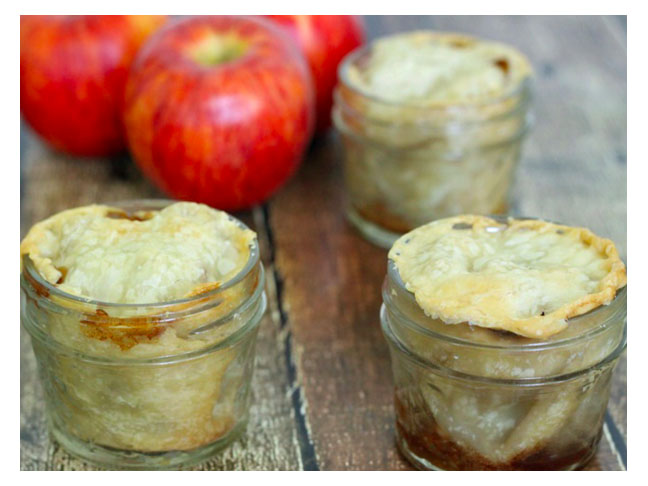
[389,215,626,338]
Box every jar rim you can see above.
[24,290,267,366]
[332,97,533,154]
[337,31,533,112]
[20,198,261,311]
[380,304,627,386]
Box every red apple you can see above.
[20,15,167,156]
[123,16,315,211]
[265,15,366,134]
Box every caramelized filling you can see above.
[80,308,167,351]
[394,395,599,470]
[55,266,68,284]
[494,58,510,75]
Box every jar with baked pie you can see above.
[333,32,533,248]
[381,215,626,470]
[20,200,267,469]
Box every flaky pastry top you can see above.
[389,215,626,339]
[20,202,256,304]
[346,31,532,106]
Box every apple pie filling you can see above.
[333,32,533,247]
[20,201,266,468]
[382,215,626,470]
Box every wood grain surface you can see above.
[20,15,627,471]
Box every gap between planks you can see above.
[254,205,320,471]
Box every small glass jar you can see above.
[381,260,626,470]
[21,200,267,469]
[333,35,533,248]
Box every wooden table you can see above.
[20,15,627,471]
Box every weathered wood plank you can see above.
[270,15,626,471]
[269,134,405,470]
[19,128,302,470]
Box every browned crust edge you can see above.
[389,215,627,339]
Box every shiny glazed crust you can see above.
[389,215,627,339]
[20,202,255,304]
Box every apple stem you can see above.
[188,33,248,67]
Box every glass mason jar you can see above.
[333,41,533,248]
[381,260,626,471]
[21,200,267,469]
